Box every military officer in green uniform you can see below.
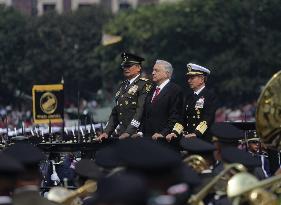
[98,52,152,140]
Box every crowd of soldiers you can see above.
[0,52,280,205]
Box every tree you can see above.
[0,6,27,104]
[102,0,281,105]
[21,6,110,102]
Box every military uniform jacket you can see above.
[184,87,218,140]
[142,82,183,137]
[104,76,152,136]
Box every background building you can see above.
[0,0,179,15]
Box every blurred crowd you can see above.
[0,101,258,128]
[215,101,257,122]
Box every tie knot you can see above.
[155,87,160,94]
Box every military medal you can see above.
[195,97,204,108]
[128,85,138,95]
[115,90,120,98]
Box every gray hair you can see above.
[155,60,173,78]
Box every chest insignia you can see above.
[145,84,152,93]
[128,85,138,95]
[115,90,120,98]
[195,97,205,109]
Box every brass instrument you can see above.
[183,155,209,173]
[227,172,279,205]
[47,180,97,205]
[225,71,281,205]
[256,70,281,150]
[188,163,246,205]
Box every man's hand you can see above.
[119,132,130,140]
[184,133,196,139]
[166,133,177,142]
[97,133,108,142]
[131,133,142,138]
[152,133,164,140]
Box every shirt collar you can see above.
[194,85,205,95]
[129,74,140,84]
[157,79,170,91]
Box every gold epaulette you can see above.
[140,77,149,81]
[195,121,208,134]
[172,123,184,135]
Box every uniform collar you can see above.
[129,74,140,84]
[194,85,205,95]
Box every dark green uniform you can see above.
[104,76,152,136]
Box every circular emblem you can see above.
[40,92,57,114]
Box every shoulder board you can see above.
[139,78,149,81]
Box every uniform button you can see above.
[186,124,189,127]
[120,104,123,106]
[186,116,189,119]
[120,122,123,124]
[193,116,195,118]
[192,124,195,126]
[120,113,122,115]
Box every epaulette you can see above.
[139,77,149,81]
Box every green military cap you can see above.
[121,52,145,69]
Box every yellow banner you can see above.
[32,84,64,124]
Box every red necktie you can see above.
[151,87,160,103]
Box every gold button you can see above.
[120,113,122,115]
[193,116,195,118]
[192,124,195,126]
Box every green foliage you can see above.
[103,0,281,105]
[21,7,110,101]
[0,1,281,106]
[0,6,27,104]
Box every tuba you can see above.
[188,163,247,205]
[226,70,281,205]
[183,155,209,173]
[227,172,280,205]
[256,70,281,150]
